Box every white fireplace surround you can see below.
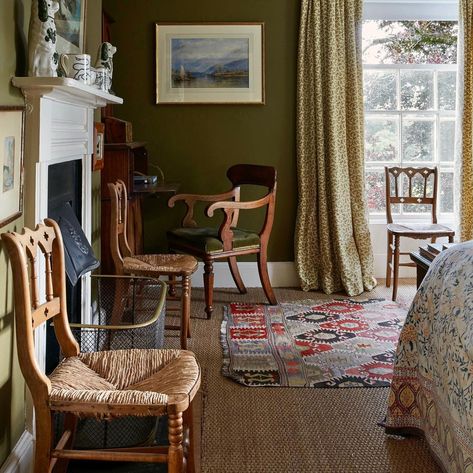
[0,77,122,473]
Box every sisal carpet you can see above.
[221,298,407,388]
[71,281,441,473]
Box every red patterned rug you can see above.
[221,298,407,388]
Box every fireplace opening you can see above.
[46,160,82,373]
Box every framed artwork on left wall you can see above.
[0,107,24,228]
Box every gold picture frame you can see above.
[0,106,24,228]
[55,0,87,54]
[156,22,265,104]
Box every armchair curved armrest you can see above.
[206,194,272,217]
[206,194,274,251]
[168,188,239,227]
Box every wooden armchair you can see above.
[385,166,455,301]
[168,164,278,318]
[1,219,200,473]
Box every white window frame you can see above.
[362,3,458,223]
[364,0,458,21]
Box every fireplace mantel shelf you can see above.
[12,76,123,108]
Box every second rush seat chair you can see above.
[108,180,198,349]
[385,166,455,301]
[1,219,201,473]
[168,164,278,318]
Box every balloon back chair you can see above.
[108,179,198,349]
[385,166,455,301]
[1,219,200,473]
[168,164,278,318]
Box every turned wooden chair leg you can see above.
[203,260,214,319]
[449,235,454,243]
[168,413,184,473]
[180,275,191,349]
[34,408,53,473]
[257,248,277,305]
[392,235,401,302]
[183,403,196,473]
[386,232,393,288]
[228,256,247,294]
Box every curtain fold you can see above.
[295,0,376,296]
[458,0,473,241]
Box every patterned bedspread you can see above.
[385,242,473,473]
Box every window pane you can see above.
[365,117,399,162]
[401,70,434,110]
[438,71,457,111]
[439,119,455,162]
[365,171,386,213]
[402,118,435,161]
[362,21,458,65]
[440,171,454,213]
[364,71,397,111]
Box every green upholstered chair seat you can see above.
[167,227,261,254]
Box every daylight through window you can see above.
[363,20,458,217]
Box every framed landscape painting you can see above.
[156,23,264,104]
[55,0,87,54]
[0,107,24,228]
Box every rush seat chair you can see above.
[1,219,201,473]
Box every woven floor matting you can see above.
[71,282,441,473]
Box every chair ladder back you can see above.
[1,220,79,398]
[108,180,133,274]
[385,166,438,224]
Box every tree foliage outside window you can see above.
[363,21,457,216]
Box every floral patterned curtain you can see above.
[458,0,473,241]
[295,0,376,295]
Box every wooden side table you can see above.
[410,251,432,288]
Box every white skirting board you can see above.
[0,431,34,473]
[190,261,300,288]
[189,259,413,288]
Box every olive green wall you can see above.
[103,0,298,261]
[0,0,30,465]
[0,0,102,466]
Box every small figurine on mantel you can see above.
[28,0,60,77]
[94,42,117,93]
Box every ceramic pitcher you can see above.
[60,54,92,84]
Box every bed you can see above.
[385,241,473,472]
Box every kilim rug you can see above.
[221,298,407,388]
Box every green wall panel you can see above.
[103,0,299,261]
[0,0,30,465]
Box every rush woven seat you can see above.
[386,223,453,236]
[49,349,200,418]
[124,254,198,276]
[1,219,201,473]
